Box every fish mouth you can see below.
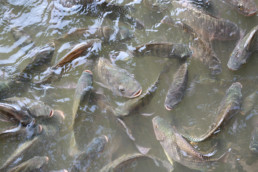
[49,110,54,117]
[104,135,109,142]
[38,124,43,134]
[131,89,142,98]
[54,110,65,120]
[164,105,172,111]
[84,70,93,74]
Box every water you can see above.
[0,0,258,171]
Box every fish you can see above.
[69,70,93,155]
[37,39,101,85]
[182,82,242,142]
[223,0,257,16]
[133,42,192,60]
[241,91,257,115]
[0,137,40,171]
[170,1,240,42]
[3,97,54,120]
[227,25,258,71]
[161,16,222,75]
[70,135,108,172]
[249,126,258,153]
[54,39,101,68]
[56,26,133,43]
[0,103,33,126]
[7,156,49,172]
[113,67,165,117]
[96,57,142,98]
[164,62,188,110]
[152,116,228,170]
[99,153,174,172]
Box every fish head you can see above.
[234,0,257,16]
[152,116,174,141]
[28,102,54,119]
[249,127,258,153]
[116,79,142,98]
[227,40,251,70]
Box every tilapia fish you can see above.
[133,42,192,60]
[7,156,48,172]
[69,70,93,155]
[70,135,108,172]
[152,116,227,171]
[164,63,188,110]
[250,126,258,153]
[182,82,242,142]
[97,57,142,98]
[161,16,222,75]
[56,26,133,43]
[100,153,174,172]
[227,25,258,71]
[113,72,161,117]
[224,0,257,16]
[171,1,240,41]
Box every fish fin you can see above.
[136,144,151,155]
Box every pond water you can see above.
[0,0,258,171]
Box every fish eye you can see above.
[118,85,125,92]
[237,3,243,10]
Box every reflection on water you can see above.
[0,0,258,171]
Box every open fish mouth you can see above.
[84,70,92,74]
[164,105,172,111]
[49,110,54,117]
[131,89,142,98]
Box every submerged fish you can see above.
[57,26,133,43]
[152,116,227,170]
[161,16,222,75]
[164,63,188,110]
[7,156,49,172]
[171,1,240,41]
[96,57,142,98]
[99,153,174,172]
[241,91,257,115]
[250,126,258,153]
[182,82,242,142]
[227,25,258,71]
[70,135,108,172]
[133,42,192,60]
[69,70,93,155]
[224,0,257,16]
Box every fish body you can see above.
[70,135,108,172]
[171,1,240,41]
[182,82,242,142]
[224,0,257,16]
[164,63,188,110]
[7,156,48,172]
[152,116,227,170]
[134,42,192,60]
[241,91,257,115]
[55,39,101,68]
[57,26,133,43]
[227,25,258,71]
[97,57,142,98]
[161,16,221,75]
[250,126,258,153]
[3,97,54,120]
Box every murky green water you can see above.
[0,0,258,171]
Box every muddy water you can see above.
[0,0,258,171]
